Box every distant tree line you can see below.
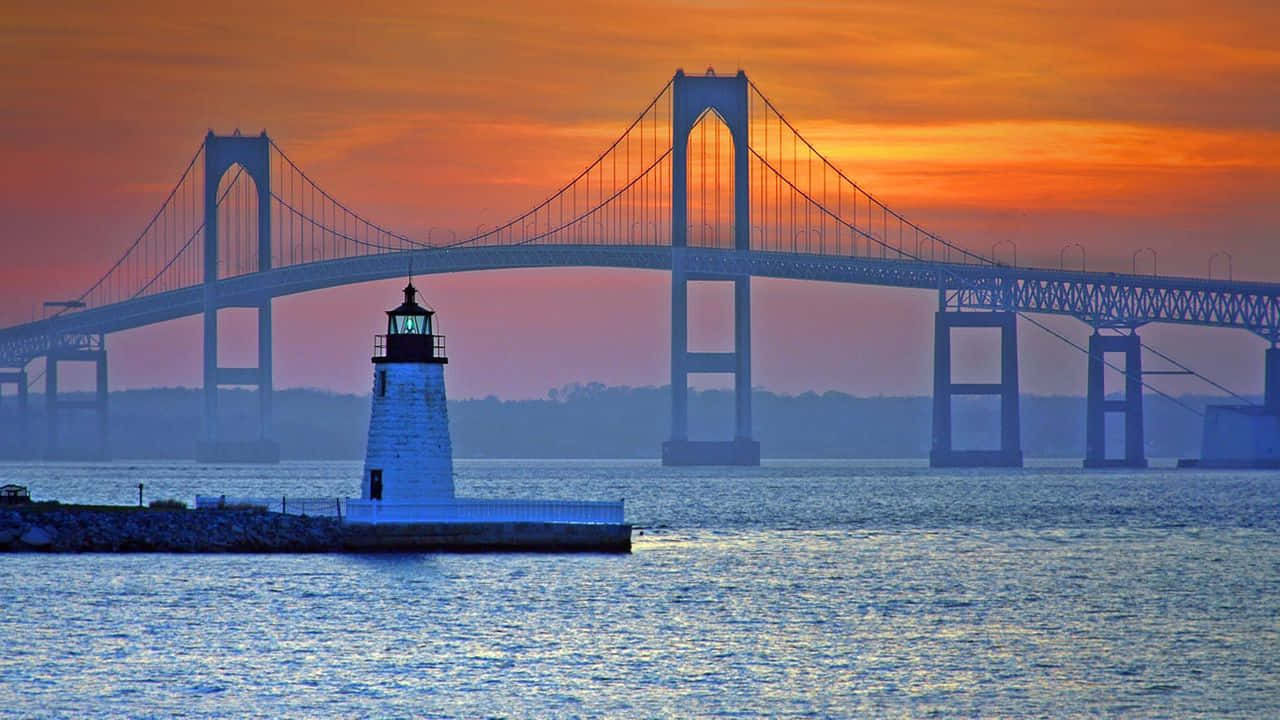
[0,384,1226,460]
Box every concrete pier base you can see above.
[1179,347,1280,469]
[662,439,760,466]
[342,521,632,553]
[196,439,281,464]
[1180,405,1280,469]
[928,448,1024,467]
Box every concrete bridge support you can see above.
[1266,347,1280,414]
[200,132,277,463]
[663,266,758,465]
[44,343,109,460]
[0,369,30,458]
[198,301,276,463]
[1084,331,1147,468]
[930,311,1023,467]
[661,68,759,465]
[1187,345,1280,468]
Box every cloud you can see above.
[2,0,1277,324]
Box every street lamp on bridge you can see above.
[916,233,936,261]
[1132,247,1158,276]
[1209,251,1233,281]
[991,239,1017,267]
[428,227,456,246]
[1059,242,1086,271]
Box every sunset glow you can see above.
[3,0,1277,397]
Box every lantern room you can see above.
[374,282,446,364]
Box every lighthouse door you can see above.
[369,469,383,500]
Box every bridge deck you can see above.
[3,245,1278,365]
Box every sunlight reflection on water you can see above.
[0,460,1277,717]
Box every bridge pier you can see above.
[1186,344,1280,468]
[662,266,759,466]
[0,369,30,458]
[1084,331,1147,468]
[199,301,277,463]
[930,310,1023,467]
[44,340,109,461]
[1266,346,1280,414]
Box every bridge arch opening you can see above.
[214,164,261,279]
[686,108,735,250]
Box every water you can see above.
[0,459,1277,717]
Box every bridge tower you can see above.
[1084,330,1147,468]
[663,69,760,466]
[200,131,277,463]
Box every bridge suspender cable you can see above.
[131,166,239,298]
[1140,341,1253,405]
[464,79,675,247]
[494,150,672,248]
[1013,314,1206,417]
[270,191,448,253]
[748,80,992,266]
[751,144,1214,417]
[270,141,442,250]
[67,141,205,314]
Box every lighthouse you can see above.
[361,281,454,503]
[344,280,627,552]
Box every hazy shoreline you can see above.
[0,384,1225,460]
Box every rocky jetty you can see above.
[0,505,343,553]
[0,504,631,554]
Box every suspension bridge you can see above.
[2,69,1277,467]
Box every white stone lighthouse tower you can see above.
[361,282,454,503]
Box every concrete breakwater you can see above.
[0,506,344,553]
[0,505,631,553]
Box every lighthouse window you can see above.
[393,314,430,335]
[377,370,387,397]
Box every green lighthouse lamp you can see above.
[379,282,445,364]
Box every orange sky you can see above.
[2,1,1278,398]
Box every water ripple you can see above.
[0,460,1276,717]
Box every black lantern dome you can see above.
[374,282,446,363]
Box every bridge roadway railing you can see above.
[3,244,1280,365]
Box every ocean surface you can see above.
[0,459,1277,718]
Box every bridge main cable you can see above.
[67,140,205,313]
[752,139,1215,418]
[749,79,992,266]
[468,78,675,248]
